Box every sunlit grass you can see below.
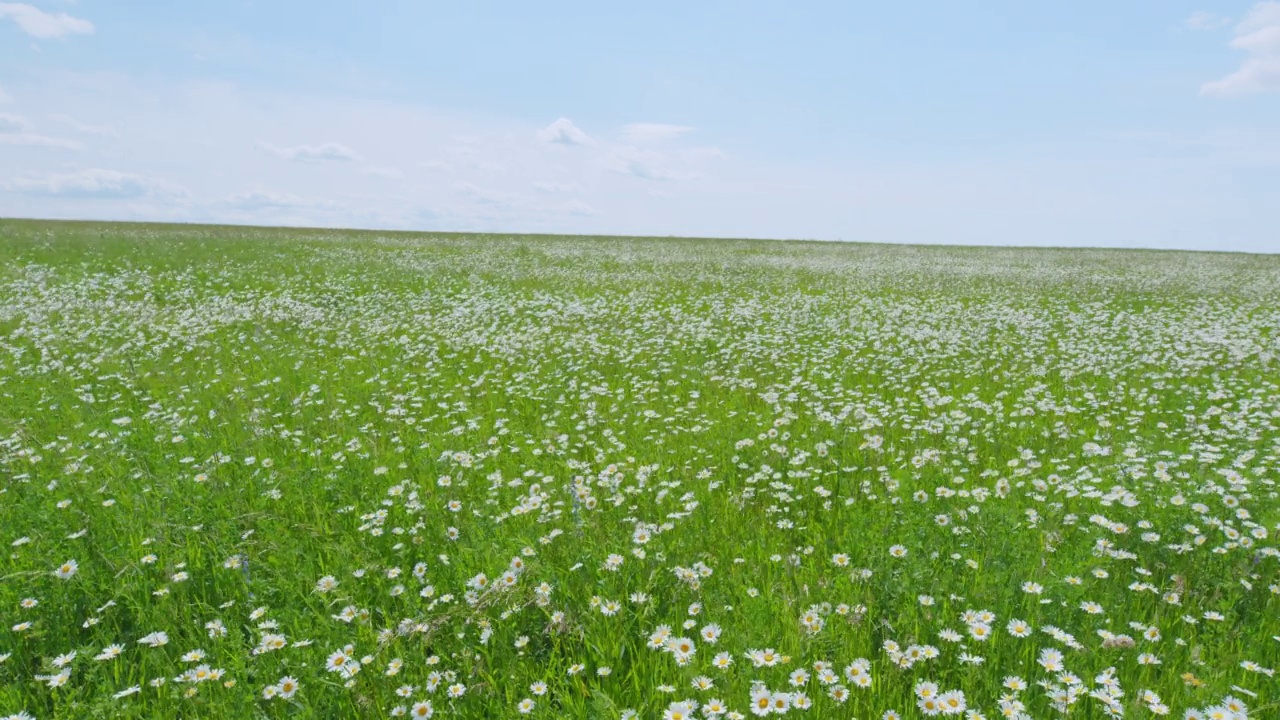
[0,219,1277,719]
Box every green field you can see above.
[0,220,1277,719]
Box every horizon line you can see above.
[1,216,1275,258]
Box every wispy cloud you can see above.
[603,145,722,182]
[605,147,686,181]
[1185,11,1231,30]
[49,113,118,138]
[0,111,27,133]
[360,165,405,180]
[532,180,582,194]
[220,190,349,214]
[453,181,521,208]
[224,190,310,210]
[0,132,80,149]
[259,141,362,162]
[6,168,184,199]
[0,2,94,39]
[560,199,598,217]
[537,117,593,147]
[620,123,694,144]
[0,111,79,148]
[450,181,600,222]
[1201,2,1280,96]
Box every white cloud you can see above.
[1201,2,1280,95]
[688,146,726,161]
[447,181,600,222]
[560,199,598,217]
[0,132,79,148]
[0,111,27,133]
[360,165,405,180]
[49,113,118,137]
[1185,11,1231,30]
[2,68,1277,251]
[603,144,723,182]
[620,123,694,144]
[453,180,520,207]
[532,180,581,193]
[6,169,184,199]
[224,189,311,210]
[537,117,593,146]
[605,147,681,181]
[0,2,93,39]
[0,111,80,148]
[259,141,362,162]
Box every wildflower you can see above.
[95,644,124,661]
[1006,619,1032,637]
[325,649,352,673]
[139,631,169,648]
[747,687,771,717]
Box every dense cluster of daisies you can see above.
[0,224,1276,718]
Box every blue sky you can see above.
[1,1,1278,251]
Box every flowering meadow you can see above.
[1,220,1278,719]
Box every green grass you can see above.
[0,219,1277,719]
